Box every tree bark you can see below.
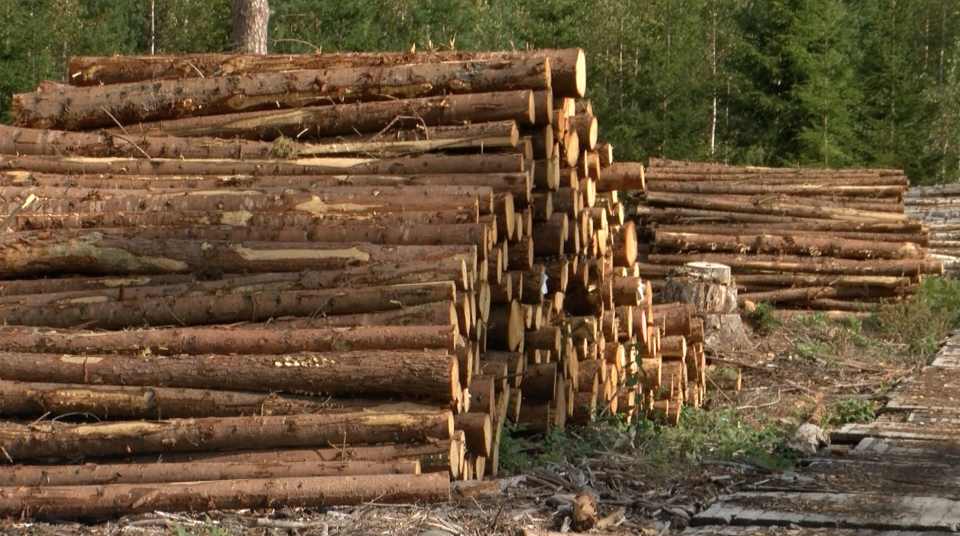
[0,350,459,401]
[0,153,525,176]
[233,0,270,54]
[15,58,551,130]
[113,90,535,140]
[0,459,419,487]
[597,162,644,191]
[0,324,461,356]
[0,473,450,519]
[0,380,405,420]
[0,282,458,329]
[647,253,943,276]
[645,180,904,198]
[654,231,924,260]
[0,410,454,462]
[644,192,908,223]
[66,48,585,97]
[655,224,928,245]
[0,231,476,278]
[568,114,597,150]
[453,412,492,458]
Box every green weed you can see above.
[869,276,959,363]
[172,516,230,536]
[826,398,876,426]
[748,301,780,331]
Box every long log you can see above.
[655,224,928,245]
[0,283,459,329]
[16,207,481,233]
[0,153,525,176]
[0,324,461,356]
[0,473,450,518]
[0,231,476,278]
[654,231,924,260]
[0,410,454,462]
[0,350,459,401]
[0,459,420,487]
[734,274,913,289]
[0,380,407,419]
[0,124,278,160]
[647,253,943,276]
[17,58,551,129]
[597,162,644,191]
[643,192,908,222]
[645,180,904,198]
[0,263,469,303]
[120,90,536,140]
[67,48,585,97]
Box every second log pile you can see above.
[905,184,960,273]
[633,158,943,311]
[0,48,705,518]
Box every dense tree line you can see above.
[1,0,959,183]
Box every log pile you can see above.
[631,158,942,311]
[904,184,960,273]
[0,49,705,519]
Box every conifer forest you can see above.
[2,0,959,184]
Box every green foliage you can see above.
[634,406,798,473]
[870,276,959,362]
[826,398,876,426]
[748,301,780,331]
[172,516,231,536]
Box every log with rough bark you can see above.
[644,192,908,223]
[0,153,525,176]
[125,91,536,140]
[0,473,450,518]
[0,410,454,461]
[0,231,476,278]
[654,224,928,245]
[0,350,459,401]
[487,300,524,351]
[0,459,420,487]
[647,253,943,277]
[597,162,644,192]
[454,412,493,458]
[0,324,461,356]
[653,231,924,260]
[67,48,586,97]
[645,180,904,198]
[0,124,279,160]
[17,58,552,130]
[0,379,359,419]
[568,114,597,150]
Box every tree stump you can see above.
[662,262,751,353]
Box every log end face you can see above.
[574,48,587,98]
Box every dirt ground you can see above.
[0,312,934,536]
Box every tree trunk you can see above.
[644,192,908,223]
[0,324,460,356]
[0,153,525,176]
[531,212,567,257]
[597,162,644,191]
[647,253,943,277]
[655,224,928,245]
[112,90,535,140]
[0,124,277,160]
[0,473,449,519]
[0,231,476,278]
[66,48,586,97]
[568,114,597,150]
[0,459,419,487]
[523,362,558,401]
[17,207,480,233]
[15,59,551,130]
[645,180,904,198]
[0,349,459,401]
[0,380,415,420]
[654,231,924,260]
[0,282,458,329]
[453,412,492,458]
[233,0,270,54]
[735,274,912,289]
[0,410,453,462]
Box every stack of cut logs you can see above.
[905,184,960,273]
[0,49,703,518]
[633,158,943,312]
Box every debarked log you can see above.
[0,473,450,519]
[0,350,460,401]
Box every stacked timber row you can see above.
[631,158,942,312]
[905,185,960,273]
[0,49,701,518]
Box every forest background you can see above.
[2,0,958,185]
